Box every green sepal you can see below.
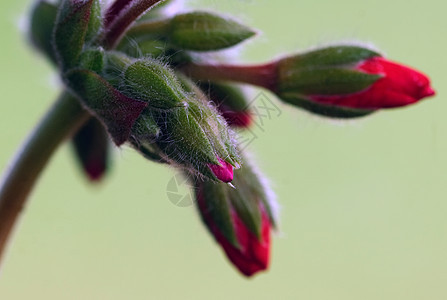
[280,94,375,119]
[29,0,58,64]
[53,0,95,69]
[176,73,241,169]
[158,106,221,179]
[235,158,278,229]
[125,11,255,52]
[85,0,102,44]
[64,69,148,145]
[278,68,382,96]
[281,46,381,69]
[197,181,239,248]
[78,48,104,73]
[228,183,262,239]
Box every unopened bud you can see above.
[114,56,241,182]
[72,118,110,182]
[195,153,278,276]
[274,45,435,118]
[125,11,256,52]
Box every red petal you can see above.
[308,57,435,109]
[208,158,234,183]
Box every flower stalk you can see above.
[181,62,277,90]
[103,0,166,49]
[0,92,90,263]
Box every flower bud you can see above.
[195,154,278,276]
[116,56,241,181]
[275,46,435,118]
[72,118,110,181]
[124,11,256,52]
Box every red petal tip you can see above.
[208,158,234,182]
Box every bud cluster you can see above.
[23,0,435,278]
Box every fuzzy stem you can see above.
[0,92,90,263]
[181,62,278,91]
[103,0,165,49]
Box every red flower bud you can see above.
[72,119,110,182]
[197,186,271,277]
[196,154,277,277]
[208,158,234,183]
[215,207,270,277]
[308,56,435,109]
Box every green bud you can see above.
[125,11,256,52]
[53,0,96,69]
[29,0,58,64]
[122,59,188,109]
[121,58,240,181]
[168,12,256,51]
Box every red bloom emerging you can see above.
[208,158,234,182]
[197,187,271,277]
[217,208,271,276]
[310,57,435,109]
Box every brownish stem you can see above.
[104,0,133,27]
[180,62,278,91]
[0,92,90,263]
[103,0,165,49]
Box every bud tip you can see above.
[208,158,234,182]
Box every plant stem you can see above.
[0,92,90,263]
[180,62,278,91]
[104,0,134,27]
[103,0,165,49]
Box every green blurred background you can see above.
[1,0,446,299]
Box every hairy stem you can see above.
[0,92,90,263]
[103,0,165,49]
[181,62,278,91]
